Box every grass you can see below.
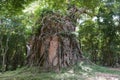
[0,62,120,80]
[0,67,58,80]
[86,64,120,75]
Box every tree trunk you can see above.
[0,35,10,72]
[27,12,83,71]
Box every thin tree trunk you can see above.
[1,35,10,72]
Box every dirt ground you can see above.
[86,67,120,80]
[109,68,120,71]
[86,72,120,80]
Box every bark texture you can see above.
[28,12,83,71]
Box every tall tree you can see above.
[78,0,120,67]
[26,0,101,71]
[0,16,26,71]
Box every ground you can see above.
[86,72,120,80]
[0,63,120,80]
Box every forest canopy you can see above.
[0,0,120,72]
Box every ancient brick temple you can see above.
[27,12,83,71]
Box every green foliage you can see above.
[0,0,119,71]
[78,0,120,66]
[0,0,35,15]
[0,16,27,70]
